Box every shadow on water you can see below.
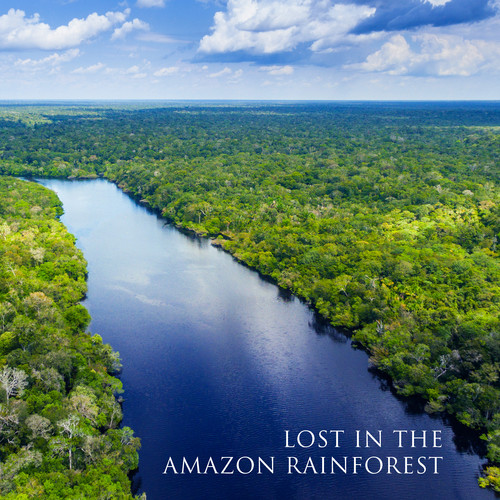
[305,297,490,464]
[112,180,497,492]
[308,312,349,344]
[36,178,495,500]
[130,469,142,496]
[276,287,294,303]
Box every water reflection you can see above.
[37,178,493,500]
[308,314,349,344]
[277,287,294,302]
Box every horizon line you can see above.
[0,98,499,104]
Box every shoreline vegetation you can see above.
[0,177,141,498]
[0,101,498,493]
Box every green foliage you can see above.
[0,101,498,492]
[63,305,91,333]
[0,177,139,498]
[479,466,500,493]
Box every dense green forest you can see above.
[0,177,141,498]
[0,101,498,491]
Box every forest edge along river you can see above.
[37,178,493,500]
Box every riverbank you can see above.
[0,177,141,498]
[0,101,498,494]
[36,177,495,499]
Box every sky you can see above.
[0,0,499,100]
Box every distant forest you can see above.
[0,101,499,493]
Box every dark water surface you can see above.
[38,179,492,500]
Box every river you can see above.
[38,178,492,500]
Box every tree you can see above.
[52,415,82,470]
[26,414,52,440]
[0,366,28,402]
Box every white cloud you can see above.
[72,62,106,74]
[209,66,232,77]
[112,19,149,40]
[423,0,453,6]
[125,65,140,74]
[154,66,180,76]
[348,33,500,77]
[229,68,243,82]
[416,33,500,76]
[259,64,294,75]
[0,8,129,50]
[350,34,412,75]
[198,0,375,55]
[136,0,166,7]
[16,48,80,67]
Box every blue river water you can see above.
[38,178,493,500]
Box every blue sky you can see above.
[0,0,499,100]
